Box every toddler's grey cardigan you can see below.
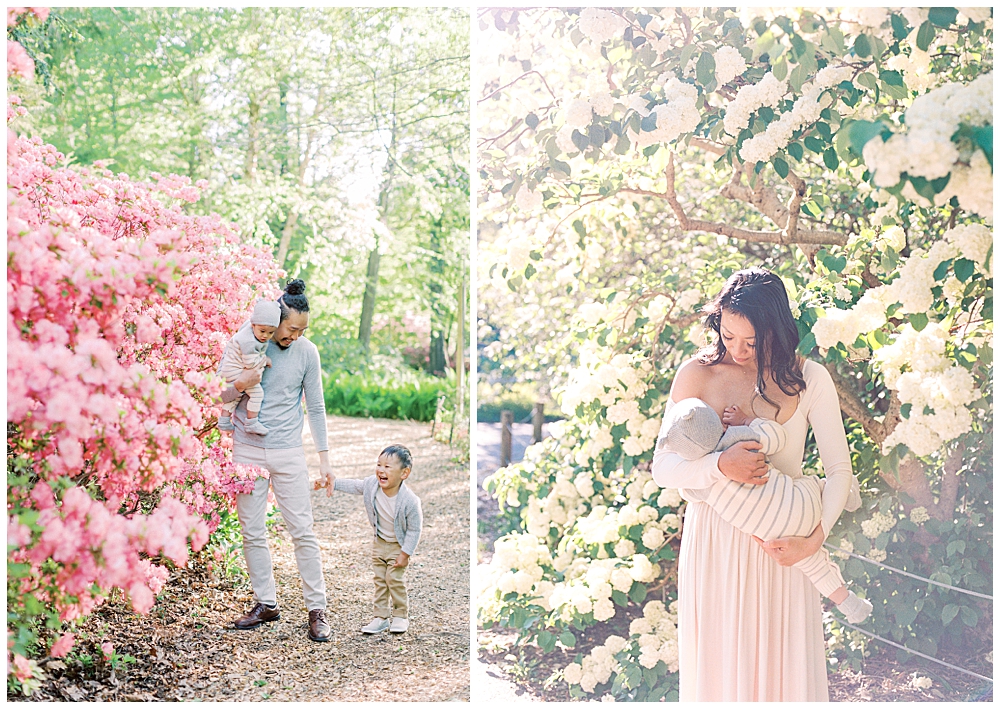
[333,476,423,556]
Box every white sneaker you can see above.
[389,617,409,634]
[361,618,390,634]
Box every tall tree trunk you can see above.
[358,244,380,351]
[428,332,446,374]
[455,276,465,418]
[275,208,299,271]
[244,98,259,182]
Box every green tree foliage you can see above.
[20,7,469,380]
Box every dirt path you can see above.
[22,415,469,702]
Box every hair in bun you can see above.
[278,278,309,321]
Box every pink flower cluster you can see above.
[7,92,280,668]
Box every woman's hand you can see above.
[752,523,824,566]
[718,441,769,485]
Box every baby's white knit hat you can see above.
[251,299,281,327]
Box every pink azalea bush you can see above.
[7,8,280,689]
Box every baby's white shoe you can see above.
[218,415,234,431]
[244,418,269,436]
[361,618,390,634]
[837,591,873,624]
[389,617,409,634]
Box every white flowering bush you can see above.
[478,7,991,697]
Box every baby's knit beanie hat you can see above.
[251,299,281,327]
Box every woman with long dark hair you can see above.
[652,267,857,701]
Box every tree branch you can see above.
[821,361,886,443]
[620,152,815,245]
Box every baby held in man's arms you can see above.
[660,398,872,623]
[217,299,279,435]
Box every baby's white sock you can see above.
[836,590,873,623]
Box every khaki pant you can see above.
[372,535,408,619]
[234,443,326,610]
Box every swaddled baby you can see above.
[662,398,871,623]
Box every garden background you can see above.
[8,6,470,698]
[476,6,992,702]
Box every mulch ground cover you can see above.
[14,415,470,702]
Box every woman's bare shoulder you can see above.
[669,357,716,400]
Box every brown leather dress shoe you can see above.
[308,609,332,642]
[233,602,280,629]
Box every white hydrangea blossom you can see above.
[740,66,853,163]
[506,234,533,272]
[934,148,993,220]
[831,538,853,559]
[578,8,628,44]
[908,506,930,524]
[958,7,992,23]
[657,487,683,508]
[565,98,594,129]
[713,46,747,86]
[911,675,933,690]
[514,185,542,213]
[868,547,887,563]
[723,72,787,136]
[631,78,701,149]
[860,510,897,539]
[812,286,892,349]
[863,73,993,219]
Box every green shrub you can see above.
[323,372,453,422]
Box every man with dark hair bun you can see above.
[219,278,335,642]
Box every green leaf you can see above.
[854,72,878,90]
[772,56,788,81]
[772,156,789,178]
[539,630,557,653]
[853,33,871,58]
[880,69,905,87]
[612,589,629,607]
[787,142,804,161]
[890,13,909,40]
[559,630,576,648]
[960,605,979,627]
[524,112,539,129]
[629,583,647,604]
[954,257,975,282]
[640,113,658,132]
[928,7,958,27]
[907,173,951,200]
[524,263,537,280]
[971,125,993,166]
[797,330,817,355]
[934,258,954,280]
[941,604,959,625]
[845,119,890,157]
[909,312,928,331]
[916,21,936,51]
[551,159,571,176]
[823,147,840,170]
[570,129,589,152]
[614,132,631,155]
[696,51,716,85]
[804,136,825,153]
